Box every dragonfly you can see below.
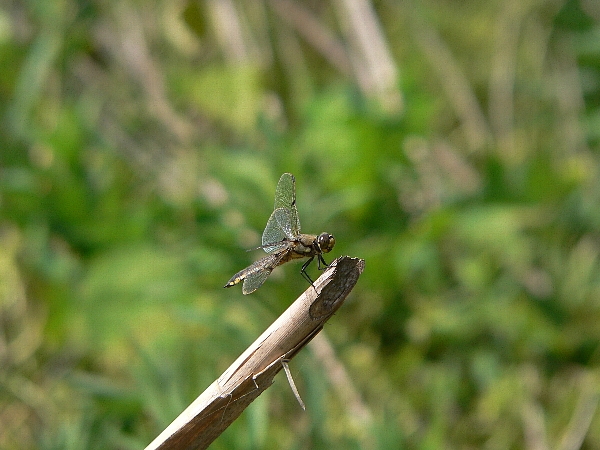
[224,173,336,294]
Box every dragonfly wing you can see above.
[274,208,296,239]
[274,173,295,209]
[262,209,288,252]
[274,173,301,234]
[242,268,272,294]
[290,202,300,235]
[241,251,287,294]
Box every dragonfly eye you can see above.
[318,233,335,253]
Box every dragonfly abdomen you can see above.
[224,253,281,289]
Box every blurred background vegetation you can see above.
[2,0,600,448]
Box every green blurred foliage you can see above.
[2,0,600,449]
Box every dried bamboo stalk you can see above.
[146,256,365,450]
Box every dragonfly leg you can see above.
[300,256,315,286]
[317,254,329,270]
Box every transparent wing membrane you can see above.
[240,251,288,294]
[262,173,301,252]
[262,209,287,252]
[274,208,295,239]
[242,269,272,294]
[274,173,295,210]
[274,173,301,234]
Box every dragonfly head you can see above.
[317,232,335,253]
